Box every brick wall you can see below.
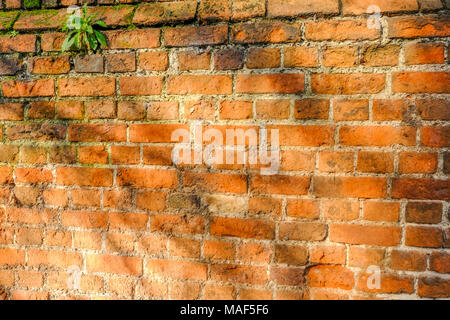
[0,0,449,300]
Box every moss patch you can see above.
[24,0,42,9]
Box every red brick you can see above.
[390,250,427,271]
[29,56,70,74]
[0,34,36,53]
[372,99,412,121]
[270,266,305,286]
[248,196,282,219]
[322,46,358,67]
[405,226,443,248]
[28,101,55,119]
[232,0,266,20]
[0,103,23,120]
[210,217,275,240]
[7,207,57,226]
[168,75,232,95]
[416,99,450,121]
[183,172,246,194]
[281,150,315,172]
[388,15,450,38]
[392,72,450,93]
[59,78,115,96]
[363,201,400,222]
[169,238,201,258]
[333,99,369,121]
[199,0,230,21]
[87,254,142,275]
[109,212,148,231]
[146,259,206,281]
[314,176,386,199]
[56,101,83,120]
[69,124,126,142]
[268,0,339,17]
[79,146,108,164]
[318,151,353,173]
[357,273,414,294]
[105,29,160,49]
[133,1,197,25]
[306,265,354,290]
[421,126,450,147]
[250,174,310,196]
[311,74,385,94]
[418,277,450,298]
[117,168,177,189]
[286,199,320,219]
[429,252,450,273]
[270,125,334,146]
[330,224,401,246]
[214,48,244,70]
[61,210,108,229]
[106,52,136,73]
[151,214,204,235]
[255,99,289,119]
[119,76,163,96]
[279,222,327,241]
[104,189,134,210]
[236,74,304,94]
[130,124,188,143]
[357,151,394,173]
[73,54,104,73]
[324,200,360,221]
[340,126,416,146]
[399,152,437,174]
[184,100,215,120]
[212,264,267,285]
[28,249,82,269]
[15,168,53,184]
[219,100,252,120]
[138,51,169,71]
[246,48,280,69]
[391,178,449,200]
[310,245,346,265]
[165,25,228,47]
[177,50,211,71]
[20,146,47,164]
[2,79,54,97]
[405,42,445,65]
[232,21,301,43]
[274,244,307,265]
[284,46,319,67]
[361,44,400,66]
[71,189,101,207]
[86,100,115,119]
[42,188,68,207]
[306,20,380,41]
[56,167,113,187]
[342,0,418,14]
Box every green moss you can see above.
[24,0,41,9]
[0,11,19,30]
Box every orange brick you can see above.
[405,226,443,248]
[330,224,401,246]
[390,250,427,271]
[363,201,400,222]
[236,74,304,94]
[87,254,142,275]
[211,217,275,240]
[323,200,360,221]
[405,42,445,65]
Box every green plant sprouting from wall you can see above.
[61,4,107,53]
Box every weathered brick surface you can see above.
[0,0,448,301]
